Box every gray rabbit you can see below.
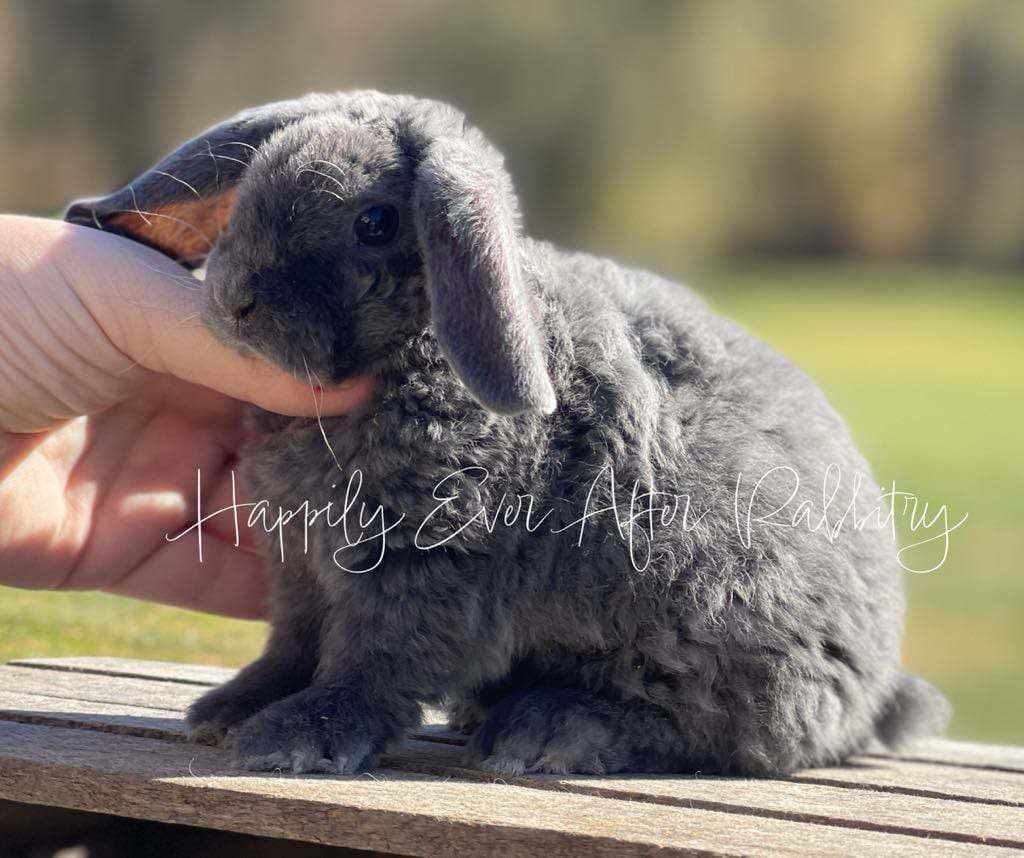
[66,91,948,776]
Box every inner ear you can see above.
[66,93,353,267]
[102,188,238,268]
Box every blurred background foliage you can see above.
[5,0,1024,267]
[0,0,1021,743]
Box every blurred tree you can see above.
[1,0,1022,269]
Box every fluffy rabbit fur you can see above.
[66,91,948,776]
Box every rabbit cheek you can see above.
[386,251,423,280]
[330,344,355,382]
[327,328,362,380]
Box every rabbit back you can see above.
[243,239,926,772]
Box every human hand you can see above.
[0,215,375,618]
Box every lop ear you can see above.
[64,96,326,268]
[412,135,556,415]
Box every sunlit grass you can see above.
[1,264,1020,742]
[0,589,265,667]
[708,264,1024,743]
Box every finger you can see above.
[197,450,265,555]
[107,532,269,620]
[17,217,377,417]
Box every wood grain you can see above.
[3,720,1017,857]
[2,657,1022,854]
[8,657,237,687]
[0,665,454,736]
[864,739,1024,774]
[2,663,1024,851]
[0,665,205,711]
[5,664,1018,806]
[20,660,1017,769]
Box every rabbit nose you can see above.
[232,270,268,320]
[233,297,258,320]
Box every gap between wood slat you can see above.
[386,752,1024,851]
[7,664,1024,809]
[14,659,1024,774]
[790,774,1023,809]
[12,659,1024,775]
[7,659,224,688]
[6,661,1022,814]
[0,710,189,744]
[862,753,1024,777]
[0,665,463,746]
[14,719,1012,858]
[1,699,1021,850]
[3,664,1022,809]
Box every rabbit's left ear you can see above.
[64,97,323,267]
[412,135,556,416]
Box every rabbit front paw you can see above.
[230,687,388,774]
[186,688,269,746]
[185,658,313,745]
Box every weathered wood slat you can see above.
[0,665,205,711]
[2,678,1022,849]
[4,719,1019,857]
[7,656,452,728]
[863,739,1024,775]
[791,762,1023,807]
[0,690,188,740]
[21,659,1019,772]
[5,658,1023,849]
[0,665,454,737]
[5,664,1020,806]
[4,659,455,730]
[8,657,237,687]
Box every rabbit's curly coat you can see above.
[66,91,947,775]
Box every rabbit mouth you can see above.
[329,340,357,383]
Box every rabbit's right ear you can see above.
[412,135,556,416]
[64,98,320,268]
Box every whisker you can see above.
[153,170,202,200]
[173,311,203,329]
[97,207,215,249]
[290,187,343,214]
[301,158,346,177]
[205,139,222,189]
[137,261,204,291]
[212,153,249,168]
[296,165,346,193]
[310,187,344,203]
[112,310,206,377]
[220,140,259,155]
[302,355,344,473]
[127,186,153,227]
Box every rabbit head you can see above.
[65,91,556,415]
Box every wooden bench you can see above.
[0,657,1020,856]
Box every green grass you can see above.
[707,264,1024,744]
[1,264,1021,743]
[0,589,265,667]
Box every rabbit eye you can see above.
[354,205,399,246]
